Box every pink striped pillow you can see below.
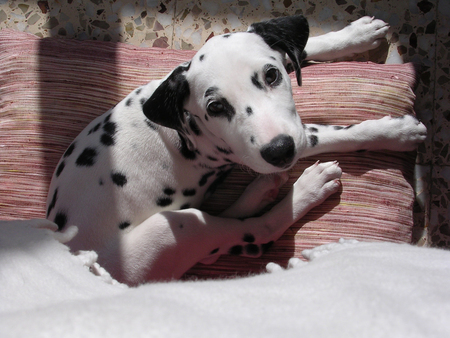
[0,30,418,278]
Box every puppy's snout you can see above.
[260,134,295,168]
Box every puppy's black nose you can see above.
[260,134,295,168]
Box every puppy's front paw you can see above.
[378,115,427,151]
[293,161,342,209]
[340,16,389,55]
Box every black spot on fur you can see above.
[243,233,255,243]
[223,33,231,38]
[178,133,197,160]
[180,203,190,210]
[157,197,172,207]
[246,107,253,116]
[199,54,205,61]
[64,142,76,158]
[334,126,344,130]
[111,172,127,187]
[188,115,201,136]
[245,244,260,256]
[88,123,101,135]
[308,127,318,133]
[56,161,65,177]
[76,147,97,167]
[261,241,274,253]
[164,187,176,195]
[54,211,68,230]
[210,248,219,255]
[344,124,354,130]
[199,171,215,187]
[182,188,196,196]
[100,133,115,146]
[229,245,243,255]
[145,119,158,130]
[251,72,264,90]
[250,136,255,144]
[204,114,209,121]
[140,98,146,107]
[205,168,232,198]
[218,164,233,171]
[104,113,112,123]
[216,146,233,155]
[47,188,58,217]
[135,88,142,95]
[99,178,104,186]
[126,98,133,106]
[309,135,318,147]
[119,221,131,230]
[207,156,218,161]
[103,121,117,135]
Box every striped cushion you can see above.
[0,29,417,278]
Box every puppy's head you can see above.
[143,15,310,174]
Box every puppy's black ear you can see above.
[143,62,191,131]
[248,15,309,86]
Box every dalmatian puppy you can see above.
[46,15,426,285]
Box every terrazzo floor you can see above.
[1,0,449,247]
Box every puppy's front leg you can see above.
[301,115,427,158]
[118,162,341,285]
[304,16,389,61]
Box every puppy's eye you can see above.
[207,101,225,114]
[265,67,281,87]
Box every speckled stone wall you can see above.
[1,0,449,247]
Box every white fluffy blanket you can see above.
[1,220,449,338]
